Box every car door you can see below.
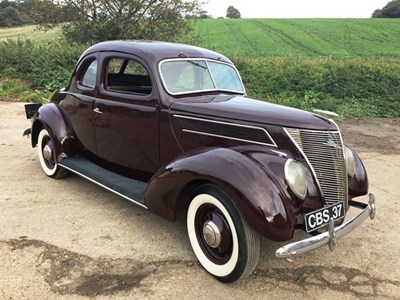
[94,52,160,179]
[60,54,99,155]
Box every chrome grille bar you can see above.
[285,128,348,209]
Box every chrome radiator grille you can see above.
[285,128,348,208]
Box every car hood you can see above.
[170,95,337,131]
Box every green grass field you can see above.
[2,19,400,59]
[193,18,400,59]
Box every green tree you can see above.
[33,0,205,43]
[0,6,22,27]
[0,0,41,26]
[372,0,400,18]
[226,5,241,19]
[17,0,40,24]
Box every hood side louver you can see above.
[175,115,276,147]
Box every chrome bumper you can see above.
[275,193,376,259]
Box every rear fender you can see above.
[31,103,76,161]
[145,147,298,241]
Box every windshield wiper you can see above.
[179,52,207,69]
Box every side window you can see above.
[81,60,97,89]
[105,58,152,95]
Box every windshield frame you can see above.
[158,58,246,96]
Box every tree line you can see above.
[0,0,208,43]
[372,0,400,18]
[0,0,38,27]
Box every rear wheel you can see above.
[187,185,260,283]
[38,128,68,179]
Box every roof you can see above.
[79,40,232,65]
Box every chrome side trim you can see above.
[275,193,376,259]
[59,163,148,210]
[175,114,277,147]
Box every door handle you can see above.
[93,107,103,114]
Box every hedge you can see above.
[1,40,399,117]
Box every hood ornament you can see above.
[313,109,339,118]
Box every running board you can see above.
[59,156,147,209]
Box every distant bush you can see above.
[0,77,53,103]
[0,39,85,91]
[237,57,400,117]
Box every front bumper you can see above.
[275,193,376,259]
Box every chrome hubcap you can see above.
[202,220,221,248]
[43,144,53,161]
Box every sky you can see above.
[204,0,390,18]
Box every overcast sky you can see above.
[204,0,390,18]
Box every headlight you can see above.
[344,146,356,177]
[284,159,307,200]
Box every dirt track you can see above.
[1,102,400,299]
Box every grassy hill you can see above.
[1,19,400,59]
[193,18,400,59]
[193,19,400,117]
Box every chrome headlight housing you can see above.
[284,159,307,200]
[344,146,356,177]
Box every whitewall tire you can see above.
[38,128,68,179]
[187,185,260,283]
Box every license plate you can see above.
[305,202,345,232]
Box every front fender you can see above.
[145,147,298,241]
[347,146,369,197]
[31,103,76,161]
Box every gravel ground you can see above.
[1,102,399,300]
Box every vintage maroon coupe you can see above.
[24,41,376,283]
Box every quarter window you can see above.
[105,58,152,95]
[81,60,97,89]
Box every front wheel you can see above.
[187,185,260,283]
[37,128,68,179]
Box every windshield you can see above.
[159,59,245,95]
